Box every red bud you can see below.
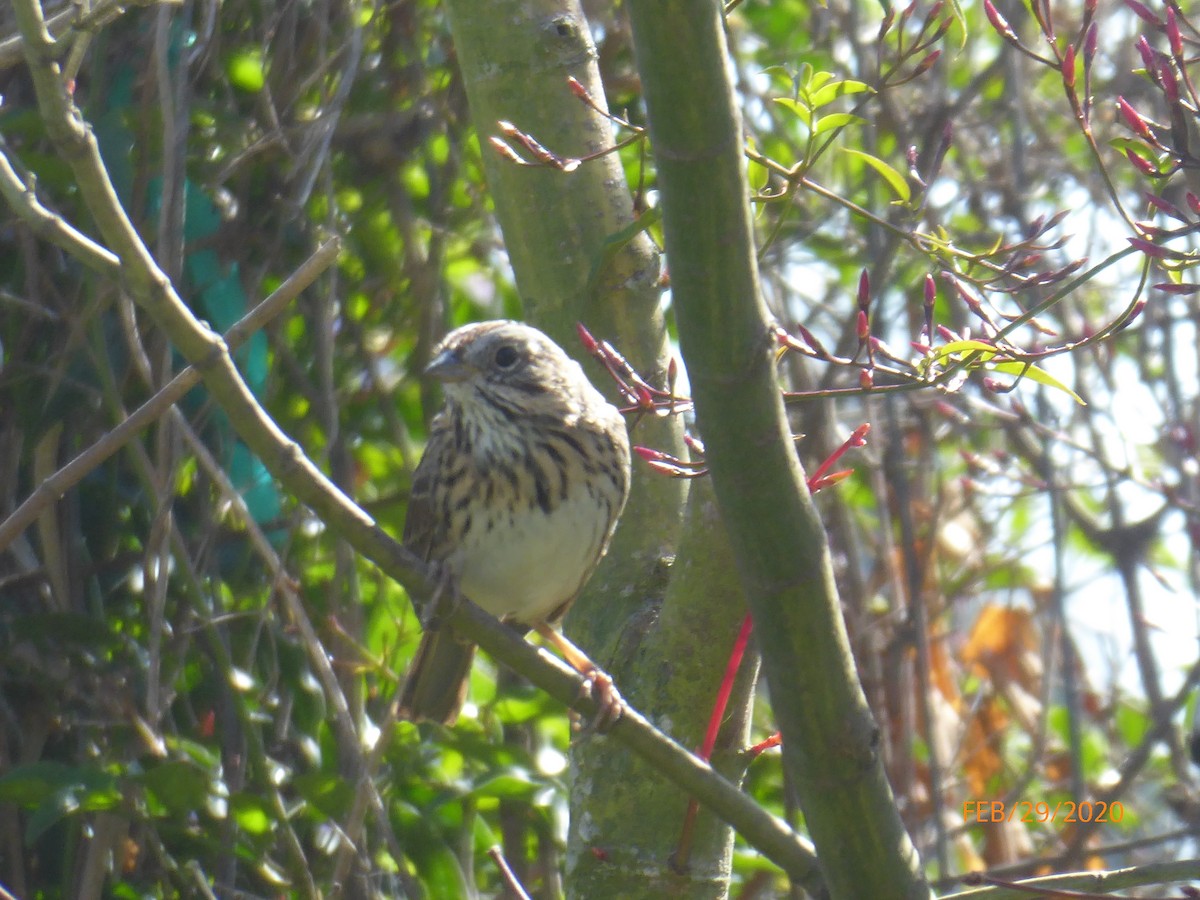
[1160,62,1179,104]
[1128,236,1167,257]
[567,76,590,99]
[796,323,829,358]
[1167,7,1183,57]
[983,0,1017,40]
[1135,35,1157,75]
[1123,0,1163,25]
[1124,148,1159,176]
[810,469,854,491]
[1084,22,1098,63]
[1117,97,1155,141]
[915,49,941,75]
[935,400,968,422]
[576,322,599,353]
[634,445,667,462]
[1144,192,1186,221]
[489,137,525,165]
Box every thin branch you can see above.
[941,858,1200,900]
[0,237,340,554]
[0,137,119,273]
[0,0,179,70]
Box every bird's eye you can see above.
[493,344,521,369]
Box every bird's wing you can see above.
[403,414,452,561]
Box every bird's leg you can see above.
[418,561,461,631]
[533,623,624,732]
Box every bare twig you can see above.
[0,0,179,70]
[0,237,341,553]
[0,137,119,273]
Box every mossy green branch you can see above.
[625,0,931,896]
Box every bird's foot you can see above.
[576,668,624,734]
[533,623,624,733]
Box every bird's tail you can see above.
[397,628,475,725]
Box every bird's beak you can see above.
[425,347,473,383]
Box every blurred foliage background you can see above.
[2,0,1200,896]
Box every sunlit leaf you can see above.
[1114,703,1151,747]
[991,361,1086,405]
[226,49,265,92]
[808,79,874,108]
[773,97,812,127]
[841,148,911,202]
[806,70,836,92]
[231,794,273,835]
[814,113,865,135]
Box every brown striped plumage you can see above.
[398,321,631,724]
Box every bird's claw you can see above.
[575,669,624,734]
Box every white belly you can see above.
[447,491,609,624]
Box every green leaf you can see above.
[0,763,122,843]
[585,207,663,299]
[1108,137,1162,167]
[805,70,836,93]
[773,97,812,128]
[808,79,874,108]
[1115,703,1150,747]
[813,113,865,135]
[230,793,273,835]
[466,770,540,801]
[292,772,354,820]
[991,361,1087,405]
[227,48,266,93]
[944,0,969,50]
[0,761,115,805]
[137,760,212,815]
[841,148,911,202]
[931,339,999,363]
[414,841,471,897]
[25,789,80,844]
